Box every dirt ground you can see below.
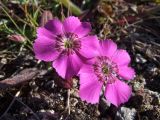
[0,0,160,120]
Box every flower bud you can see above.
[7,34,25,42]
[40,10,53,26]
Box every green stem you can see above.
[58,0,82,16]
[1,4,33,48]
[1,7,23,34]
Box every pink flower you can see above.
[79,39,135,107]
[33,16,99,79]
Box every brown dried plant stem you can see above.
[0,68,39,90]
[0,90,21,119]
[8,92,40,120]
[66,89,71,115]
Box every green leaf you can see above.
[57,0,83,16]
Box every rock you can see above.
[77,109,82,114]
[0,73,5,79]
[146,63,158,76]
[133,81,144,92]
[45,80,55,89]
[144,89,160,100]
[57,104,64,111]
[71,89,79,98]
[37,109,58,120]
[130,4,138,13]
[70,98,78,107]
[1,58,7,64]
[115,107,137,120]
[135,54,147,63]
[45,109,55,114]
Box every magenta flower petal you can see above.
[105,79,132,107]
[99,39,117,58]
[78,39,134,106]
[74,22,91,38]
[52,55,69,79]
[79,35,99,58]
[33,37,59,61]
[112,49,131,66]
[68,53,84,78]
[79,73,103,104]
[63,16,81,33]
[78,64,94,83]
[118,66,135,80]
[52,53,83,79]
[44,19,63,35]
[34,16,100,80]
[37,27,55,39]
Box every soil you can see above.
[0,0,160,120]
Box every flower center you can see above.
[55,33,81,55]
[93,56,118,84]
[64,40,73,48]
[102,65,109,75]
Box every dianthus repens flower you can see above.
[33,16,99,79]
[79,40,135,107]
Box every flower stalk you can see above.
[58,0,82,16]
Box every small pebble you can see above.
[135,54,147,63]
[115,107,137,120]
[1,58,7,64]
[71,89,79,98]
[70,98,78,107]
